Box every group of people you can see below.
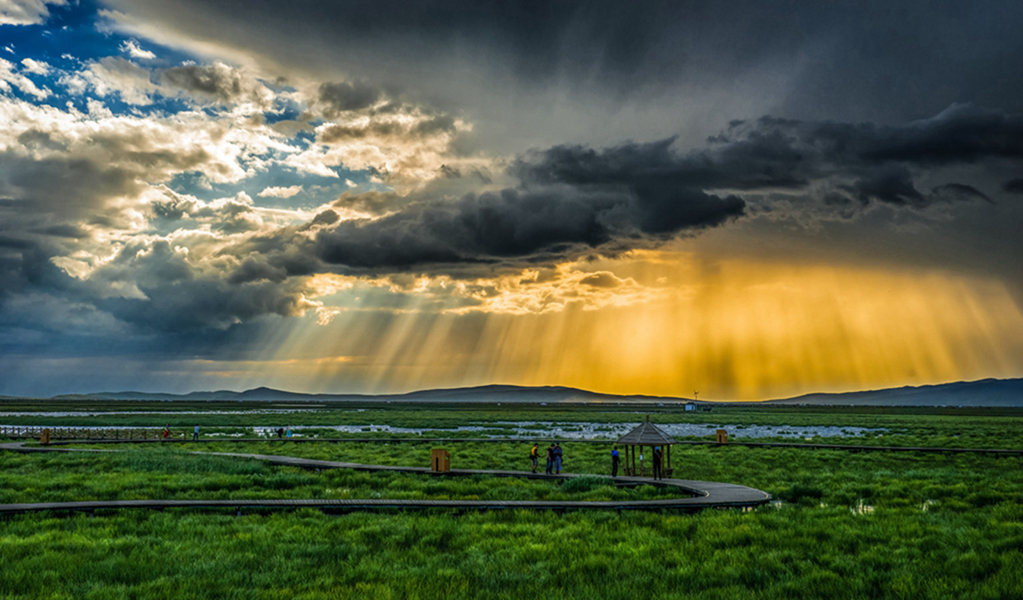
[162,425,202,441]
[530,442,564,474]
[160,425,295,440]
[610,444,665,479]
[530,443,665,479]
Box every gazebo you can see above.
[617,416,678,477]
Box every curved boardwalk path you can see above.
[0,442,770,515]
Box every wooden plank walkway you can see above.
[0,495,762,515]
[30,437,1023,456]
[0,443,770,514]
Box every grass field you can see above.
[1,403,1021,599]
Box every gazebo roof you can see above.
[617,418,677,446]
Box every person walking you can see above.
[653,446,663,480]
[545,444,554,475]
[611,445,620,477]
[276,427,284,439]
[530,443,539,473]
[162,425,170,439]
[553,442,563,474]
[193,425,199,441]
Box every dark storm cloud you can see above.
[847,165,925,207]
[270,104,1023,272]
[112,0,686,94]
[0,151,139,304]
[226,257,288,285]
[163,64,239,99]
[0,151,141,219]
[216,139,750,276]
[97,278,306,332]
[726,104,1023,167]
[1004,179,1023,194]
[226,230,323,280]
[695,104,1023,208]
[0,235,73,301]
[317,188,618,269]
[90,241,311,332]
[161,63,270,106]
[312,140,746,270]
[317,81,382,115]
[517,104,1019,210]
[929,183,991,204]
[104,0,1023,155]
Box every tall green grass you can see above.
[1,405,1022,599]
[1,507,1020,599]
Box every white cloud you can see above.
[0,86,296,222]
[68,57,157,105]
[20,57,49,75]
[0,57,49,99]
[119,39,156,60]
[258,185,303,198]
[0,0,65,26]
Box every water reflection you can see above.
[251,421,886,440]
[2,419,885,440]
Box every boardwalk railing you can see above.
[0,426,167,441]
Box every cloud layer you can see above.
[1,0,1022,396]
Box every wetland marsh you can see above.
[1,402,1021,599]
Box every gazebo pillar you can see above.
[616,418,677,479]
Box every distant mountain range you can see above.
[763,378,1023,407]
[43,378,1023,407]
[51,384,647,404]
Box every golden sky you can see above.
[174,246,1023,400]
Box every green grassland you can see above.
[1,404,1022,599]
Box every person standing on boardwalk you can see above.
[611,445,620,477]
[553,442,563,474]
[193,425,199,441]
[276,427,284,439]
[162,425,170,439]
[545,444,554,475]
[653,446,663,480]
[530,443,539,473]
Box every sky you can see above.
[1,0,1022,399]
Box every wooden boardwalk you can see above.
[0,443,770,515]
